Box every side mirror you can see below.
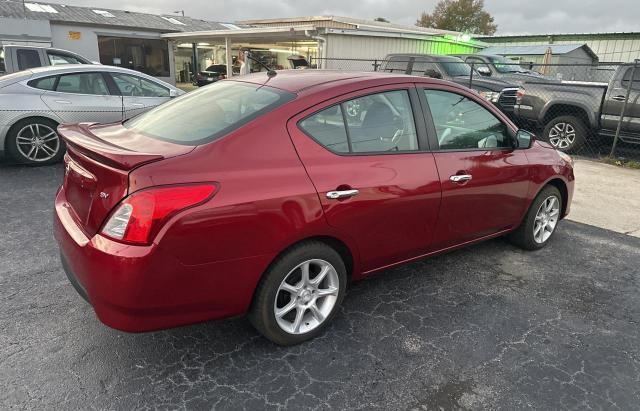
[169,89,181,98]
[424,69,443,79]
[516,129,535,149]
[477,66,491,76]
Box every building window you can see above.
[98,36,170,77]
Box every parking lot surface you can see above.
[1,162,639,410]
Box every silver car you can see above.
[0,65,184,165]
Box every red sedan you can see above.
[54,71,574,345]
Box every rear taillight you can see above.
[101,184,217,245]
[516,87,525,103]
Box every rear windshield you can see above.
[124,81,295,145]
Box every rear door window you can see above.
[47,52,84,65]
[299,90,419,154]
[124,80,295,145]
[55,73,110,95]
[17,49,41,70]
[621,67,640,90]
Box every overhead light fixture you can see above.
[198,42,210,46]
[269,48,294,54]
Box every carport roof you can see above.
[160,26,318,43]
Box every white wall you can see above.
[0,18,51,46]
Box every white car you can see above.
[0,65,184,165]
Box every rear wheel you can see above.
[508,185,563,250]
[543,115,586,153]
[249,241,347,346]
[6,118,65,165]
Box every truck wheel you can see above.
[6,117,65,165]
[543,115,587,153]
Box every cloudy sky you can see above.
[45,0,640,35]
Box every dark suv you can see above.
[382,54,520,115]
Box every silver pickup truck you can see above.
[0,45,92,75]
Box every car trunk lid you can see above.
[58,122,195,236]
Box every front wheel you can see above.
[542,115,587,153]
[508,185,563,250]
[248,241,347,346]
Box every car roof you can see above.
[230,70,420,93]
[23,65,178,88]
[386,54,465,63]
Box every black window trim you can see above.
[417,85,517,153]
[296,85,432,157]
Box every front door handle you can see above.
[612,95,626,101]
[450,174,472,183]
[326,189,359,200]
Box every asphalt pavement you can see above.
[1,162,639,410]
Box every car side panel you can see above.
[0,90,63,148]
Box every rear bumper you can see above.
[54,188,271,332]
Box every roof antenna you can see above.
[246,52,277,77]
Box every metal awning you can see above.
[160,25,318,44]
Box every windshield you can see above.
[440,61,473,77]
[488,56,526,73]
[124,81,295,145]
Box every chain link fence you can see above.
[309,56,640,161]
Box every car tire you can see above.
[6,117,65,165]
[543,115,587,153]
[248,241,347,346]
[508,185,563,251]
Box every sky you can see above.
[44,0,640,35]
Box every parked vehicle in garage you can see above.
[192,64,227,87]
[452,54,554,84]
[54,70,574,345]
[382,54,520,115]
[514,63,640,152]
[0,64,184,164]
[0,45,93,75]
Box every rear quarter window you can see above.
[124,81,295,145]
[28,76,57,91]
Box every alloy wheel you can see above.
[533,195,560,244]
[548,122,576,150]
[274,259,340,335]
[16,123,60,162]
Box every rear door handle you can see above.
[131,102,144,107]
[612,95,626,101]
[450,174,472,183]
[326,189,359,199]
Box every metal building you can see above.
[478,32,640,63]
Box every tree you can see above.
[374,17,390,23]
[416,0,497,35]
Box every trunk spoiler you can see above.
[58,123,193,171]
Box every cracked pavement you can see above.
[1,162,639,410]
